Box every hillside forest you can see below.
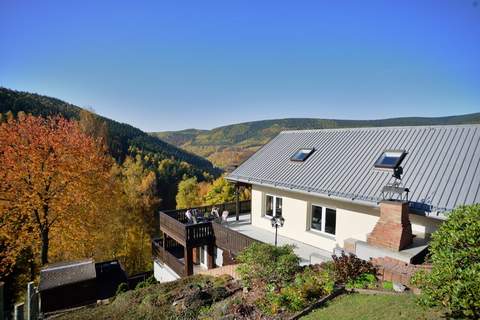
[0,88,246,307]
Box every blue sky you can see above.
[1,1,479,131]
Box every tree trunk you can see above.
[40,228,49,265]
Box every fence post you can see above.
[13,303,23,320]
[26,282,39,320]
[0,282,4,320]
[235,184,240,221]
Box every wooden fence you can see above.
[163,200,251,218]
[212,222,258,255]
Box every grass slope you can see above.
[301,293,444,320]
[152,113,480,169]
[55,275,230,320]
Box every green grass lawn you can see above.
[302,293,445,320]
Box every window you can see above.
[374,150,407,169]
[291,148,315,162]
[266,195,274,217]
[275,197,282,217]
[310,205,336,236]
[265,195,283,218]
[311,205,323,231]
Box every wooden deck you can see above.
[155,200,256,277]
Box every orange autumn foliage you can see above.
[0,114,113,275]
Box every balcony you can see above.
[152,237,185,277]
[155,200,256,277]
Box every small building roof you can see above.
[39,259,96,291]
[227,125,480,219]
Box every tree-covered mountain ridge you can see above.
[151,113,480,169]
[0,87,221,209]
[0,87,217,172]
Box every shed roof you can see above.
[227,125,480,219]
[39,259,96,291]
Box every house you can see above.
[39,259,128,313]
[153,125,480,281]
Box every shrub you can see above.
[412,204,480,319]
[346,273,377,289]
[331,252,376,284]
[260,266,335,314]
[237,242,300,288]
[115,282,129,296]
[294,266,335,299]
[135,275,157,289]
[382,281,394,291]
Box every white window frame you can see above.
[265,194,282,218]
[309,203,336,238]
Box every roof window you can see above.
[374,150,407,169]
[291,148,315,162]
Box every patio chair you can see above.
[221,210,229,224]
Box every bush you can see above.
[260,266,335,314]
[346,273,377,289]
[135,275,157,289]
[237,242,300,288]
[382,281,394,291]
[331,252,376,284]
[412,204,480,319]
[115,282,129,296]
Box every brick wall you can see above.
[372,257,431,287]
[197,264,240,279]
[367,200,413,251]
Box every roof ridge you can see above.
[280,124,480,134]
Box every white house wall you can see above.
[251,184,441,253]
[153,260,180,283]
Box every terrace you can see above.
[153,200,332,278]
[153,200,257,277]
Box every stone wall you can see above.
[372,257,431,287]
[197,264,240,279]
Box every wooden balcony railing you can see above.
[163,200,251,219]
[212,222,258,255]
[152,239,185,277]
[159,200,251,246]
[159,211,186,244]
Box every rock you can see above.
[393,282,406,292]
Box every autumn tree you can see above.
[95,156,160,274]
[175,176,202,209]
[0,114,112,274]
[78,109,108,147]
[175,175,251,209]
[203,176,236,205]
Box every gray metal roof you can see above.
[39,259,96,291]
[227,125,480,219]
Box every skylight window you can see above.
[374,150,407,169]
[291,148,315,162]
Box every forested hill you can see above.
[152,113,480,169]
[0,87,221,208]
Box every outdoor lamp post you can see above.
[271,216,285,247]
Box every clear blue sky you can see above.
[1,1,479,131]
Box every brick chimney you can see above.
[367,200,413,251]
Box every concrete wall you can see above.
[251,184,441,253]
[153,261,180,283]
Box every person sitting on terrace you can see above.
[221,210,229,224]
[185,209,193,223]
[211,206,220,221]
